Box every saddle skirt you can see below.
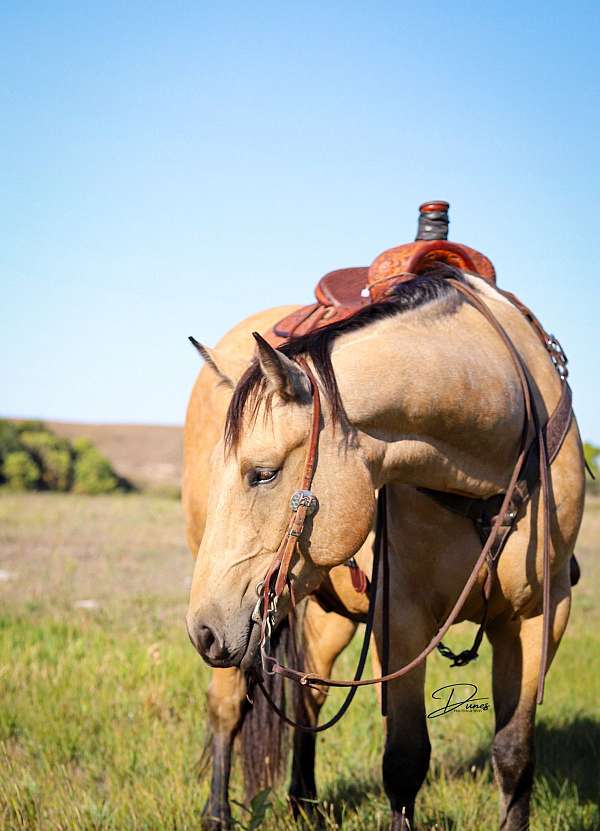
[267,235,496,347]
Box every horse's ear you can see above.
[188,337,246,389]
[252,332,311,402]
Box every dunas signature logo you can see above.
[427,683,490,719]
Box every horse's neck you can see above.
[331,282,528,497]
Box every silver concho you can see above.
[547,334,569,381]
[290,489,317,515]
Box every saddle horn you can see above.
[415,200,450,241]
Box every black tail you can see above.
[239,611,308,801]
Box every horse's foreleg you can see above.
[203,667,246,830]
[289,600,358,818]
[375,604,432,831]
[487,574,571,831]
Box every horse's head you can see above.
[186,333,375,669]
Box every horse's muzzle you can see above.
[186,605,257,669]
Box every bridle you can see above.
[251,277,571,729]
[251,357,322,666]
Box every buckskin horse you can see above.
[185,202,585,830]
[183,304,467,829]
[183,310,376,827]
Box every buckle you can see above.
[500,509,518,527]
[251,584,264,624]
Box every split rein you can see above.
[252,278,558,730]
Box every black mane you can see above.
[225,265,463,449]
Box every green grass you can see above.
[0,494,598,830]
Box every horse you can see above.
[183,305,376,828]
[185,263,585,830]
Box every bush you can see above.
[73,446,120,495]
[71,437,93,455]
[584,442,599,476]
[0,420,127,495]
[15,420,47,434]
[19,431,73,492]
[44,448,73,491]
[584,442,600,494]
[3,451,41,491]
[0,421,21,461]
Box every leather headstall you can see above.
[253,357,322,665]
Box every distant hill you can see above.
[48,421,182,491]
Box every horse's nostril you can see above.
[186,607,240,666]
[190,621,228,663]
[198,624,216,654]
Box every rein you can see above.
[254,278,570,728]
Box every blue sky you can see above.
[2,2,599,441]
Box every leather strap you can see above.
[348,558,369,594]
[259,358,322,641]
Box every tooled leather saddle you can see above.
[266,201,496,347]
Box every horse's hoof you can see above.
[391,808,414,831]
[290,794,321,828]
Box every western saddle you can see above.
[267,201,496,346]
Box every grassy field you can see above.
[0,493,598,830]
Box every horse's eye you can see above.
[250,468,279,486]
